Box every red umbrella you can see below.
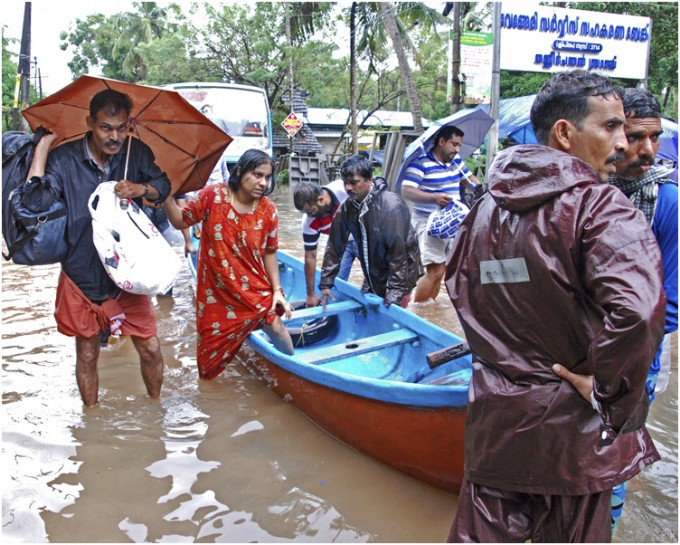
[21,75,232,195]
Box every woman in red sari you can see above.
[165,149,294,380]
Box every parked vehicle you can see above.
[164,82,273,169]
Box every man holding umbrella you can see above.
[24,89,171,406]
[401,125,480,303]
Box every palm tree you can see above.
[350,2,447,135]
[112,2,169,80]
[379,2,424,132]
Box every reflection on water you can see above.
[2,186,677,543]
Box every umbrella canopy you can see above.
[21,75,233,195]
[394,108,494,192]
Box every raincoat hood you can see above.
[488,145,601,212]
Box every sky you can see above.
[2,0,129,94]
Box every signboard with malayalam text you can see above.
[500,5,651,80]
[461,31,494,105]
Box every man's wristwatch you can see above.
[142,183,149,197]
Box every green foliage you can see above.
[59,13,126,80]
[2,28,39,132]
[59,2,187,83]
[49,0,678,131]
[2,29,19,132]
[276,169,289,186]
[111,2,176,79]
[137,31,215,85]
[500,71,550,99]
[200,3,291,105]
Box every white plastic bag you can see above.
[88,181,181,295]
[426,199,468,239]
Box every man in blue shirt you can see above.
[608,87,678,532]
[401,125,480,303]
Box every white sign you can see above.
[461,31,494,105]
[499,5,651,80]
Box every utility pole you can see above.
[487,2,502,168]
[350,3,358,155]
[11,2,32,131]
[286,5,295,155]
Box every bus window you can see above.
[167,82,273,164]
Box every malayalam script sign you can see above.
[461,31,494,105]
[500,5,652,80]
[281,112,303,138]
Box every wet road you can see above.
[2,186,677,542]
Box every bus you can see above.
[164,82,273,169]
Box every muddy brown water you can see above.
[2,186,677,542]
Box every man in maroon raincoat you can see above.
[445,70,666,542]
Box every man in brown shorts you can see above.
[25,89,171,406]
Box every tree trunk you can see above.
[451,2,462,114]
[379,2,423,133]
[350,3,358,154]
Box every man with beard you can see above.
[318,154,420,308]
[24,89,171,406]
[445,70,666,542]
[607,87,678,532]
[293,180,358,307]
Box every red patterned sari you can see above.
[182,184,280,380]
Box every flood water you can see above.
[2,185,677,543]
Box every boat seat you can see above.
[286,299,364,321]
[297,328,418,365]
[420,367,472,386]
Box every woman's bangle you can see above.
[273,286,284,293]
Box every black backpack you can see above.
[2,127,68,265]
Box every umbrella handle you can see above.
[123,132,132,181]
[454,153,473,183]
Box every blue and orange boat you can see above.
[190,247,472,492]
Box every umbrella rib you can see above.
[131,123,200,162]
[134,90,164,119]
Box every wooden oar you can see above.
[426,342,470,368]
[405,342,471,383]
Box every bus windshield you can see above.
[175,86,270,140]
[166,82,273,166]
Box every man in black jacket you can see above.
[319,154,420,308]
[25,89,171,406]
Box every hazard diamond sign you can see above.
[281,112,303,137]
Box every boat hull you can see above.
[243,350,467,492]
[189,247,471,492]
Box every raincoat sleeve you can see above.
[581,187,666,442]
[318,206,349,290]
[21,152,65,212]
[383,197,416,306]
